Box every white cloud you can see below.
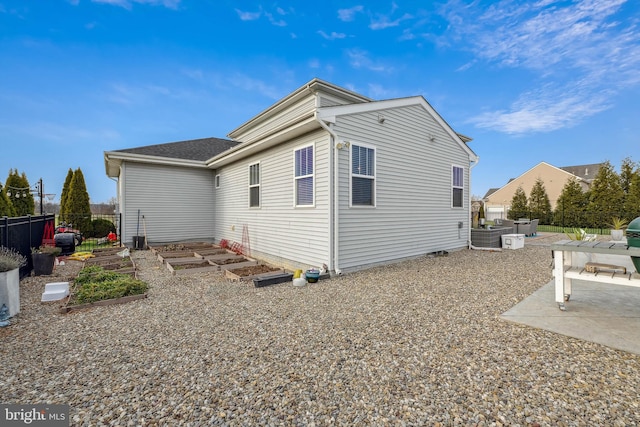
[92,0,181,9]
[337,5,363,22]
[369,12,412,30]
[442,0,640,133]
[235,8,261,21]
[317,30,346,40]
[227,75,281,100]
[345,49,392,72]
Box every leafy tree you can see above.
[508,186,529,220]
[63,168,92,234]
[0,182,17,217]
[59,168,74,222]
[5,169,35,216]
[528,178,552,224]
[553,177,588,227]
[586,160,624,228]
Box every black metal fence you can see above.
[496,209,640,235]
[0,213,122,278]
[0,214,55,278]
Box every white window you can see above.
[249,163,260,207]
[294,145,314,206]
[351,144,375,207]
[452,165,464,208]
[215,174,220,188]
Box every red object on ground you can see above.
[42,220,55,247]
[107,232,117,242]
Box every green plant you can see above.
[31,246,62,256]
[608,217,628,230]
[73,265,148,304]
[89,218,116,238]
[566,228,596,241]
[0,246,27,272]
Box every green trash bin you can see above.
[626,217,640,272]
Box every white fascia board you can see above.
[207,116,319,168]
[317,96,479,162]
[104,151,208,177]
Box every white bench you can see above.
[551,240,640,310]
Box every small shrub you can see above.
[89,218,116,238]
[0,247,27,272]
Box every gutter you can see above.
[313,108,342,275]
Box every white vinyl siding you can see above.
[120,162,215,245]
[452,165,464,208]
[249,163,260,208]
[294,144,314,207]
[350,144,375,207]
[332,104,472,271]
[214,130,330,270]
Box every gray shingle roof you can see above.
[559,163,604,182]
[115,137,239,162]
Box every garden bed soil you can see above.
[193,248,232,257]
[149,243,195,254]
[211,260,258,271]
[92,247,125,256]
[225,264,284,281]
[205,253,248,262]
[166,259,220,276]
[157,251,202,263]
[182,242,219,250]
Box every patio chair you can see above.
[500,219,515,232]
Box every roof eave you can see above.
[104,151,208,177]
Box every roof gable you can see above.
[317,96,478,162]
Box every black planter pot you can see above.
[32,253,56,276]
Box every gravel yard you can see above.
[2,234,639,426]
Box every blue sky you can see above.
[1,0,639,203]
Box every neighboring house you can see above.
[104,78,479,274]
[483,161,603,220]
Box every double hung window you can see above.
[294,145,314,206]
[351,144,375,207]
[249,163,260,207]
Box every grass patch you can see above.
[72,265,147,304]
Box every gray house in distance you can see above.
[104,78,479,274]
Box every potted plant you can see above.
[31,246,62,276]
[478,203,486,227]
[566,228,596,267]
[608,217,628,241]
[0,246,27,318]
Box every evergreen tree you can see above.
[0,182,17,217]
[619,157,637,196]
[528,178,552,224]
[508,186,529,220]
[624,172,640,220]
[586,160,624,228]
[59,168,74,223]
[63,168,92,234]
[553,177,588,227]
[5,169,35,216]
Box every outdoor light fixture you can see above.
[378,114,385,124]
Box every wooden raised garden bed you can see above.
[61,293,148,314]
[157,251,203,264]
[193,248,231,257]
[166,259,220,275]
[225,264,285,281]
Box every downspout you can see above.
[314,111,342,275]
[468,158,499,251]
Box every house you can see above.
[483,161,603,220]
[104,79,479,274]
